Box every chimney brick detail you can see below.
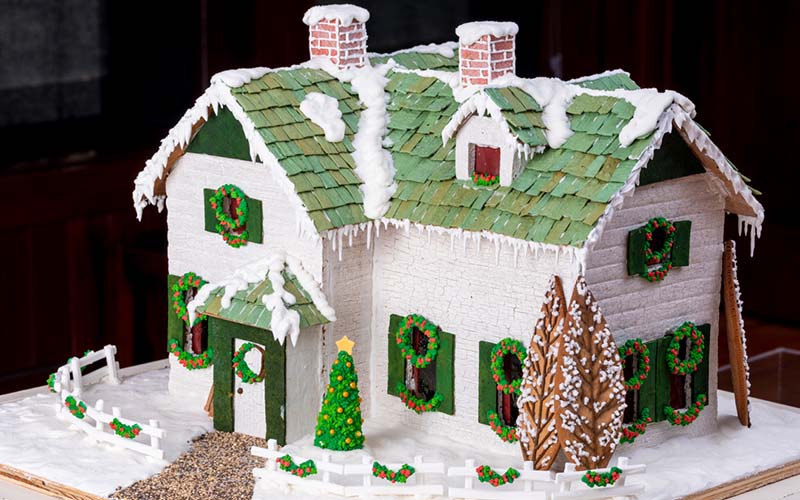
[459,34,516,86]
[308,19,368,69]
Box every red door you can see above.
[474,145,501,177]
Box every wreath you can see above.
[171,272,207,326]
[395,314,440,369]
[372,461,415,483]
[232,343,265,384]
[487,410,519,443]
[209,184,250,248]
[64,396,87,419]
[277,454,317,477]
[110,418,142,439]
[475,465,520,487]
[582,467,623,488]
[397,383,443,414]
[490,339,526,395]
[665,394,707,426]
[620,408,651,444]
[618,339,650,390]
[168,340,212,370]
[640,217,677,282]
[666,322,705,375]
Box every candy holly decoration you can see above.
[314,336,364,451]
[171,272,207,326]
[581,467,623,488]
[209,184,250,247]
[277,455,317,477]
[620,408,652,444]
[395,314,440,369]
[169,340,213,370]
[618,339,650,390]
[490,338,526,395]
[487,410,519,443]
[397,383,443,414]
[473,172,499,186]
[639,217,677,282]
[372,461,415,483]
[665,394,707,426]
[232,343,265,384]
[64,396,87,419]
[475,465,520,487]
[667,322,705,375]
[47,350,94,393]
[110,418,142,439]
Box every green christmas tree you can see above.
[314,336,365,450]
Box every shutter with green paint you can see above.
[387,314,405,397]
[478,341,497,425]
[627,227,648,276]
[247,198,263,243]
[637,338,661,422]
[654,336,674,423]
[691,324,712,399]
[435,331,455,415]
[167,275,184,348]
[672,220,692,267]
[203,188,217,232]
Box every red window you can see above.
[473,145,501,177]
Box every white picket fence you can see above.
[53,345,167,460]
[252,440,645,500]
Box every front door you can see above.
[233,339,267,437]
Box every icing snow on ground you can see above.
[255,392,800,500]
[0,367,212,497]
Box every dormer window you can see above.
[471,144,500,186]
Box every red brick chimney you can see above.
[456,22,518,86]
[303,5,370,69]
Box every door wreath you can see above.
[232,343,266,384]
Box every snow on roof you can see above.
[303,4,370,27]
[455,21,519,45]
[299,92,345,142]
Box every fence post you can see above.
[616,457,629,486]
[464,459,475,491]
[362,456,372,487]
[95,400,105,432]
[523,461,533,492]
[70,357,83,396]
[561,463,576,492]
[149,419,160,450]
[266,439,278,472]
[320,453,332,484]
[105,345,121,385]
[414,455,424,485]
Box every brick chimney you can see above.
[303,4,370,69]
[456,22,518,86]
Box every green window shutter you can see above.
[653,336,674,423]
[672,220,692,267]
[627,227,648,276]
[387,315,405,397]
[167,275,184,348]
[478,341,497,424]
[247,197,263,244]
[435,331,455,415]
[203,188,217,233]
[637,338,660,422]
[691,324,712,399]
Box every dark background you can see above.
[0,0,796,394]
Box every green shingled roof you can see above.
[369,49,459,71]
[197,270,330,331]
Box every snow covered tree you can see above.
[555,276,626,470]
[314,336,365,451]
[517,275,566,470]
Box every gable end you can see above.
[186,107,250,161]
[639,132,704,187]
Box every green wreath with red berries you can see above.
[110,418,142,439]
[397,383,443,414]
[171,272,207,327]
[666,322,705,376]
[620,408,651,444]
[487,410,519,443]
[372,461,415,483]
[209,184,250,248]
[277,454,317,477]
[665,394,707,426]
[490,338,527,395]
[582,467,623,488]
[475,465,520,487]
[64,396,87,419]
[640,217,677,282]
[232,343,265,384]
[618,339,650,391]
[168,340,212,370]
[394,314,440,369]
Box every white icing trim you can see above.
[455,21,519,45]
[302,4,369,27]
[299,92,345,142]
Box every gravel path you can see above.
[111,432,267,500]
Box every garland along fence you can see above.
[252,440,645,500]
[52,345,167,461]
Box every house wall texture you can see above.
[586,171,727,448]
[370,225,580,455]
[285,325,323,443]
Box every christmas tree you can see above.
[314,336,365,450]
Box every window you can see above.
[478,340,524,427]
[387,314,455,415]
[636,324,710,424]
[497,351,522,426]
[203,187,264,244]
[472,144,500,177]
[182,286,208,354]
[627,218,692,279]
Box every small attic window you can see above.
[471,144,500,186]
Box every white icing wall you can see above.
[321,231,375,415]
[585,172,727,448]
[370,225,579,455]
[165,153,323,283]
[286,325,323,443]
[167,354,213,405]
